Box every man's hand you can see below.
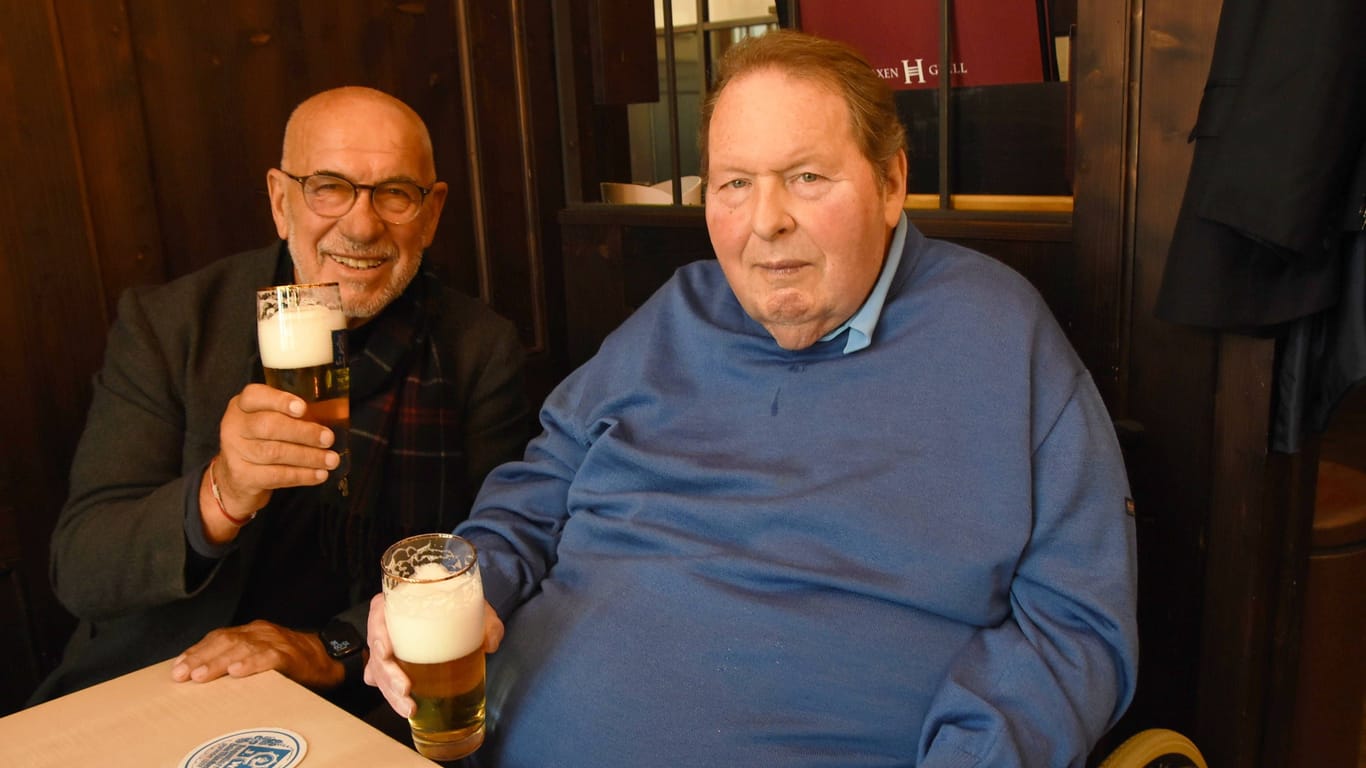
[170,619,344,691]
[200,383,340,542]
[363,592,504,717]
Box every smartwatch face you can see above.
[321,621,364,659]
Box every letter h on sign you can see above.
[902,58,927,85]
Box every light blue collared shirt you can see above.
[819,212,908,354]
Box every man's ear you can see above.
[883,149,908,228]
[420,181,449,248]
[266,169,291,240]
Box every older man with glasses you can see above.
[29,87,533,720]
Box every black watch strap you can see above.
[335,645,366,684]
[320,619,364,658]
[319,619,366,682]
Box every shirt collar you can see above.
[820,212,908,354]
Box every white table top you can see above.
[0,659,435,767]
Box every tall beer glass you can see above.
[381,533,487,761]
[256,282,349,495]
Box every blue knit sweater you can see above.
[459,220,1138,767]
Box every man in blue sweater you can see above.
[366,30,1138,767]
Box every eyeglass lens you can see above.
[302,175,424,223]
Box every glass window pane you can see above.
[653,0,695,28]
[654,1,777,28]
[708,0,777,22]
[627,30,703,184]
[619,10,780,198]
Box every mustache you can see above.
[320,238,397,260]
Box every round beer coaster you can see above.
[178,727,308,768]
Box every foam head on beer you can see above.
[258,304,346,370]
[386,561,485,664]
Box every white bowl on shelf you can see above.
[600,175,702,205]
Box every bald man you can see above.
[31,87,532,712]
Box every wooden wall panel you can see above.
[1117,0,1220,743]
[515,0,571,395]
[1071,0,1131,411]
[0,0,107,709]
[51,1,164,318]
[461,0,542,347]
[586,0,659,105]
[453,0,568,399]
[1061,0,1226,753]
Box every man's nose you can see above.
[337,189,387,241]
[751,181,793,240]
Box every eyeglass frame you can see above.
[278,170,436,225]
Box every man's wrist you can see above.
[208,457,256,526]
[319,619,367,684]
[192,461,244,553]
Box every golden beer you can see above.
[262,363,350,484]
[397,648,486,750]
[382,534,487,761]
[257,283,350,493]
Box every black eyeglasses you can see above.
[280,171,433,225]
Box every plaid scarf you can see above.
[316,268,471,581]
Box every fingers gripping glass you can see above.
[281,171,433,225]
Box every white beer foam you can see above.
[387,563,485,663]
[258,305,345,369]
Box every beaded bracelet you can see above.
[208,457,256,526]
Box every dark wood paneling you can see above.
[0,493,42,715]
[122,1,292,277]
[0,0,107,707]
[521,0,571,400]
[458,0,567,403]
[1114,0,1223,743]
[51,0,164,318]
[1258,444,1318,765]
[1071,0,1131,411]
[463,0,544,347]
[560,206,712,368]
[562,219,628,367]
[587,0,658,105]
[1095,0,1223,754]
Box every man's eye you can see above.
[725,179,749,190]
[376,185,415,202]
[797,172,821,183]
[310,180,349,195]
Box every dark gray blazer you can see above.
[32,243,531,703]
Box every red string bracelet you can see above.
[208,457,256,526]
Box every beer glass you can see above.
[255,282,350,495]
[381,533,487,761]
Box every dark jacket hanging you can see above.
[1155,0,1366,332]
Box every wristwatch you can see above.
[319,619,366,682]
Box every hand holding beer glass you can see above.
[256,282,350,495]
[380,534,488,761]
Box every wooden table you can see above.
[0,659,435,767]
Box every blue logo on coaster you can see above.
[179,728,308,768]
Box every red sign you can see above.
[799,0,1048,90]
